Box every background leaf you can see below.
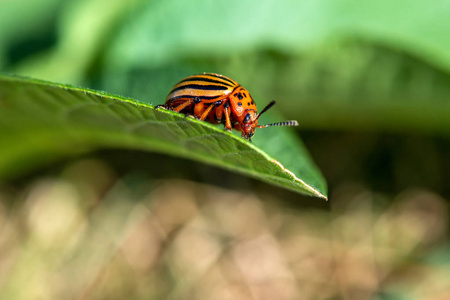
[100,0,450,135]
[106,0,450,71]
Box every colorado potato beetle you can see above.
[158,73,298,142]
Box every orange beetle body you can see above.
[159,73,298,141]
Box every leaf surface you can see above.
[0,75,327,199]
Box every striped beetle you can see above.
[158,73,298,142]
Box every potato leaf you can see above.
[0,75,327,199]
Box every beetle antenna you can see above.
[256,100,276,120]
[257,120,299,128]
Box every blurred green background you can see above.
[1,0,450,299]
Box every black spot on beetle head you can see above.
[243,113,251,123]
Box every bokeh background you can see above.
[1,0,450,299]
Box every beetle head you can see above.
[238,110,258,141]
[236,100,276,141]
[238,100,299,142]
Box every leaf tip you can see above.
[271,159,327,200]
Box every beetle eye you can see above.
[243,113,251,123]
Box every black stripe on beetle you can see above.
[178,76,234,87]
[168,95,222,101]
[212,74,236,86]
[170,84,229,94]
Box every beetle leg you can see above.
[214,105,224,123]
[223,103,232,131]
[171,99,194,113]
[199,104,215,121]
[212,100,224,123]
[193,101,205,119]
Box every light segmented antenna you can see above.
[257,120,299,128]
[255,100,299,128]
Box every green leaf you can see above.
[0,74,327,199]
[100,0,450,136]
[224,43,450,135]
[8,0,140,83]
[107,0,450,74]
[0,0,63,61]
